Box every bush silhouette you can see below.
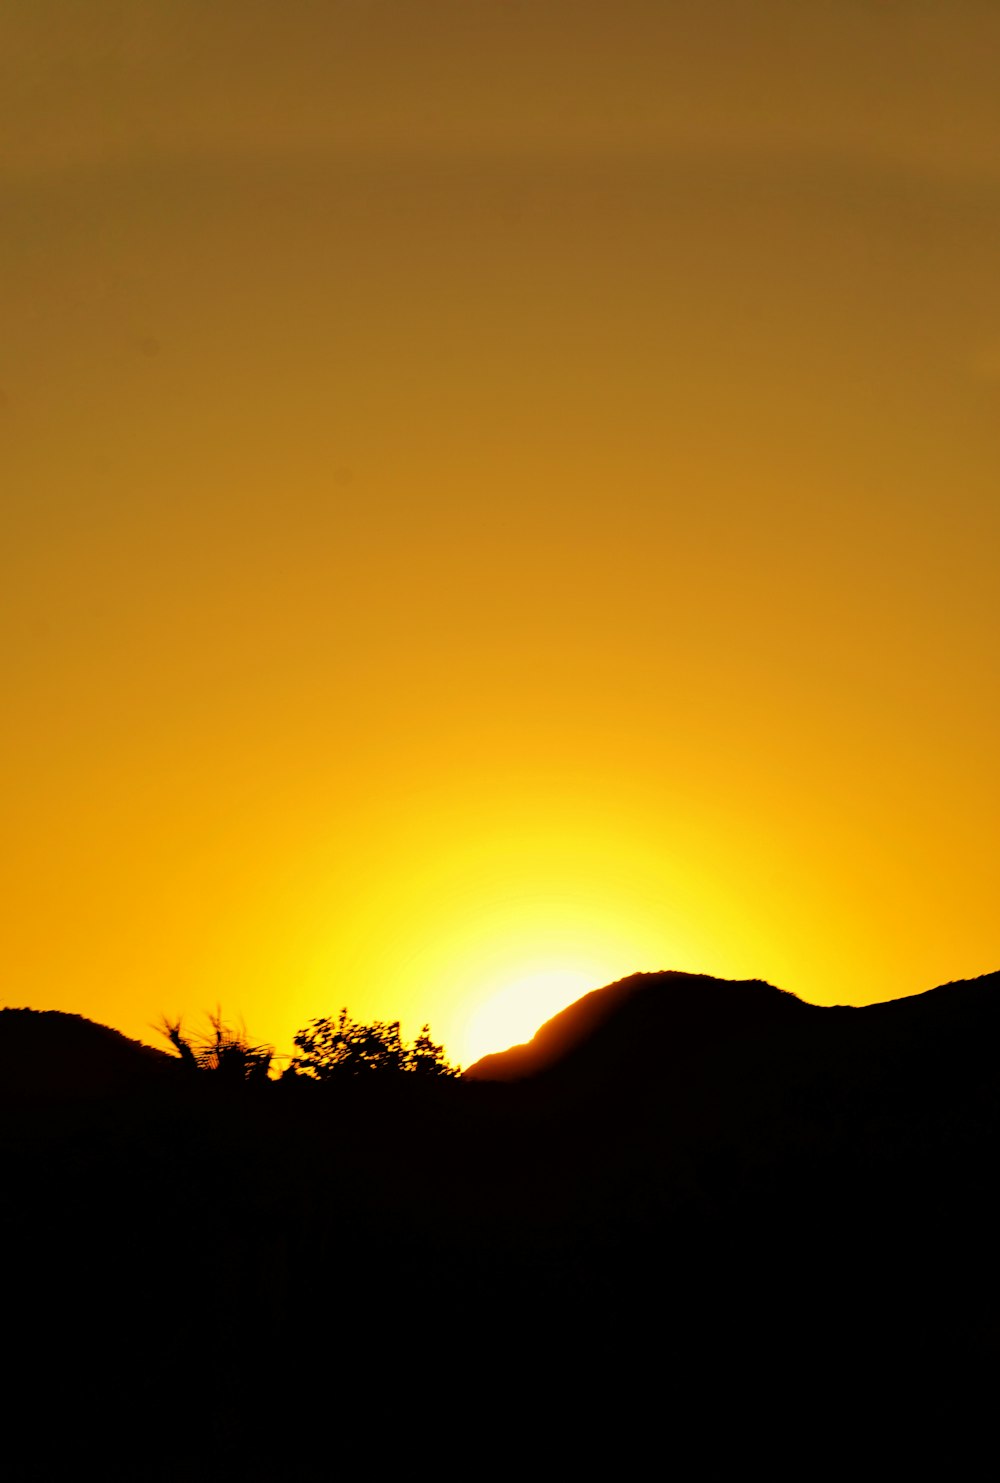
[290,1008,459,1079]
[160,1008,274,1083]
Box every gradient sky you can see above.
[3,1,998,1066]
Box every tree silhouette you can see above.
[408,1022,461,1076]
[290,1008,459,1080]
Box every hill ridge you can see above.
[462,967,1000,1082]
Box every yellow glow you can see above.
[275,784,709,1067]
[463,965,609,1068]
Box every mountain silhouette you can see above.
[463,967,1000,1087]
[463,968,815,1082]
[0,1006,175,1101]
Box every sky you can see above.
[3,1,999,1067]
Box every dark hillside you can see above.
[863,968,1000,1027]
[2,972,999,1477]
[0,1006,176,1101]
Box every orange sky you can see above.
[3,1,998,1067]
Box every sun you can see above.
[460,959,612,1066]
[287,790,707,1074]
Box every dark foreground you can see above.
[3,972,999,1478]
